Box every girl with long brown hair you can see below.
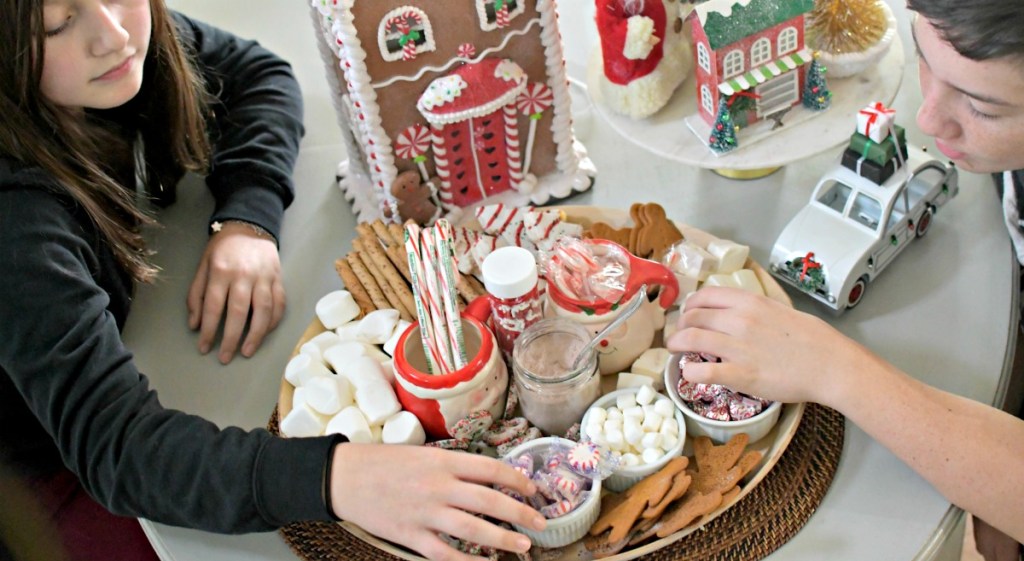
[0,2,542,560]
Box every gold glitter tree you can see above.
[808,0,887,54]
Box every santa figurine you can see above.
[595,0,692,119]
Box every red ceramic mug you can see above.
[392,297,508,440]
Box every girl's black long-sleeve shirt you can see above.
[0,13,341,533]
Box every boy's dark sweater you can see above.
[0,13,340,533]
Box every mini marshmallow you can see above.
[616,372,651,389]
[707,239,750,275]
[640,432,663,450]
[588,407,608,425]
[355,384,402,425]
[589,431,608,448]
[326,406,373,443]
[616,393,637,410]
[641,447,665,465]
[585,422,604,441]
[607,407,624,421]
[284,353,332,387]
[606,429,625,450]
[382,411,426,446]
[623,406,645,422]
[641,412,664,432]
[660,417,680,436]
[631,348,670,390]
[316,290,360,330]
[636,385,657,405]
[603,418,623,434]
[654,398,676,419]
[335,320,362,342]
[281,404,326,438]
[661,433,679,451]
[304,375,354,416]
[383,319,412,357]
[356,309,401,345]
[624,424,645,446]
[620,453,641,467]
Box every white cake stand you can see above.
[586,35,905,177]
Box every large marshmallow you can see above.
[616,372,652,390]
[356,384,402,425]
[356,309,401,345]
[280,403,326,438]
[316,290,361,330]
[382,411,427,445]
[300,331,341,363]
[667,241,716,281]
[631,348,670,390]
[326,406,373,443]
[707,239,750,274]
[670,273,699,306]
[704,269,764,295]
[662,311,680,345]
[335,356,391,393]
[323,341,376,372]
[383,320,412,357]
[284,353,333,387]
[304,375,354,416]
[335,319,362,342]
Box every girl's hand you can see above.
[187,221,285,364]
[329,444,546,561]
[665,287,872,408]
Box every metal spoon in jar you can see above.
[570,284,648,371]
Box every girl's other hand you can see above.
[187,221,285,364]
[329,444,545,561]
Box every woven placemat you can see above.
[268,402,844,561]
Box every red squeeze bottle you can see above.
[480,246,544,357]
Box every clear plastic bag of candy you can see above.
[538,238,630,304]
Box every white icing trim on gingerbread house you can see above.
[316,2,399,213]
[475,0,526,32]
[377,6,436,63]
[371,18,542,89]
[694,0,756,25]
[535,0,581,175]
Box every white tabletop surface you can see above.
[131,1,1014,559]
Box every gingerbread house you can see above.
[690,0,815,128]
[310,0,596,224]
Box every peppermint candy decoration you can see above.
[516,82,554,117]
[395,124,431,160]
[457,43,476,58]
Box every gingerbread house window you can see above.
[723,50,744,78]
[476,0,525,31]
[700,85,714,116]
[378,7,435,62]
[778,27,798,55]
[751,38,771,66]
[697,42,711,73]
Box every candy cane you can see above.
[405,224,444,373]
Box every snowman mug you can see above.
[392,297,508,440]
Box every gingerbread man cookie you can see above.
[389,170,438,225]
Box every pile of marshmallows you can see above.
[279,290,427,446]
[584,385,680,466]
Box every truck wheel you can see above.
[847,277,868,309]
[915,207,934,238]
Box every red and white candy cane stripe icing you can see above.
[503,104,523,187]
[495,3,511,28]
[429,123,455,207]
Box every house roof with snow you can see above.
[693,0,815,50]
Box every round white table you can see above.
[133,1,1016,560]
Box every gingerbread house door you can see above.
[417,58,526,208]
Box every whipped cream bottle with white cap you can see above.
[480,246,543,357]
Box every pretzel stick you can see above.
[345,252,391,312]
[357,235,417,317]
[334,258,374,316]
[355,222,378,246]
[465,274,486,298]
[384,243,415,285]
[352,242,413,321]
[388,222,406,247]
[371,219,397,246]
